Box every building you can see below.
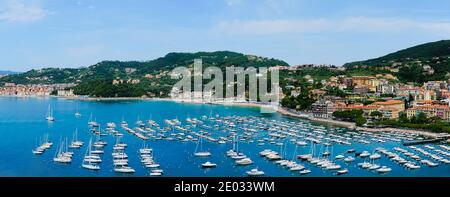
[312,99,336,119]
[352,76,375,87]
[406,105,450,121]
[353,85,369,95]
[378,84,395,94]
[335,100,405,119]
[368,100,405,119]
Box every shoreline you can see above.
[276,107,357,129]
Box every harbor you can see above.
[1,97,449,176]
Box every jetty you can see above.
[402,138,447,146]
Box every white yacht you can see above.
[201,161,217,168]
[369,153,381,160]
[114,166,135,173]
[359,151,371,158]
[377,166,392,173]
[235,158,253,165]
[194,152,212,157]
[299,169,311,175]
[337,169,348,175]
[246,168,264,176]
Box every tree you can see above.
[325,87,347,97]
[355,116,367,126]
[398,64,424,83]
[370,111,383,119]
[416,112,428,124]
[398,112,409,123]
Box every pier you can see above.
[402,138,447,146]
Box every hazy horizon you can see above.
[1,0,450,72]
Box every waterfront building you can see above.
[335,100,404,119]
[312,99,336,119]
[406,105,450,121]
[367,100,405,119]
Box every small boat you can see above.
[201,161,217,168]
[337,169,348,175]
[369,153,381,160]
[46,105,55,122]
[344,156,355,162]
[376,166,392,173]
[359,151,371,158]
[236,158,253,165]
[32,147,44,155]
[246,168,264,176]
[194,152,212,157]
[299,169,311,175]
[194,137,211,157]
[75,105,81,117]
[150,172,162,176]
[114,165,135,173]
[368,164,381,170]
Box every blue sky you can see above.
[1,0,450,71]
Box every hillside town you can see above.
[273,65,450,133]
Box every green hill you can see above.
[0,51,289,97]
[345,40,450,67]
[0,51,289,85]
[344,40,450,83]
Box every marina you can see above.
[0,97,449,176]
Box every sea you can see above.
[0,96,449,177]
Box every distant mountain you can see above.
[344,40,450,67]
[0,70,20,75]
[344,40,450,83]
[0,51,289,85]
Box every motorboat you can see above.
[246,168,264,176]
[235,158,253,165]
[377,166,392,173]
[201,161,217,168]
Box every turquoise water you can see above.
[0,96,449,177]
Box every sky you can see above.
[1,0,450,71]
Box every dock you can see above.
[402,138,447,146]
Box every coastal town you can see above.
[2,64,450,139]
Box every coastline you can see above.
[276,107,357,129]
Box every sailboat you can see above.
[140,142,152,154]
[227,135,246,159]
[53,138,71,163]
[113,143,135,173]
[32,137,45,155]
[88,113,99,127]
[46,105,55,121]
[75,104,81,117]
[194,137,211,157]
[69,129,84,149]
[82,139,101,170]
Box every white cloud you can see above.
[214,17,450,35]
[0,0,47,22]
